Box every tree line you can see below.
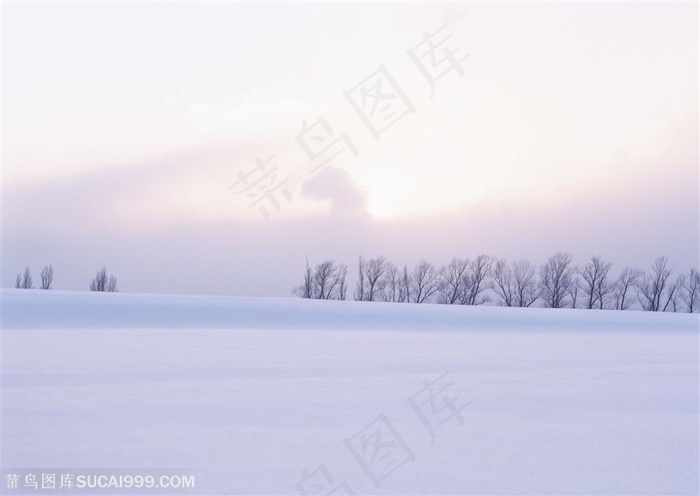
[13,266,119,292]
[293,254,700,313]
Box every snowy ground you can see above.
[2,289,699,495]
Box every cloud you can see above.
[301,167,369,217]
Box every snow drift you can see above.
[2,289,698,495]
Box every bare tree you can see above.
[336,264,348,301]
[569,272,581,309]
[491,258,515,307]
[15,274,21,289]
[513,260,541,307]
[490,259,540,307]
[595,273,615,310]
[662,274,685,312]
[40,265,54,290]
[681,268,700,313]
[613,267,642,310]
[21,267,34,289]
[382,263,400,303]
[365,256,389,302]
[293,259,314,298]
[91,269,105,291]
[314,260,337,300]
[636,256,672,311]
[579,256,612,309]
[294,260,347,300]
[440,258,469,304]
[90,267,118,292]
[540,252,574,308]
[398,264,411,303]
[325,261,347,300]
[319,260,348,300]
[412,259,440,303]
[90,268,108,292]
[461,255,493,305]
[353,256,389,302]
[354,256,366,301]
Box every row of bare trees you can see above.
[293,260,347,300]
[13,266,119,292]
[15,265,54,290]
[89,267,119,292]
[293,254,700,312]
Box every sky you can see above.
[2,1,699,297]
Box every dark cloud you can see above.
[301,166,369,217]
[2,142,698,297]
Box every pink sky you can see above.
[2,2,698,295]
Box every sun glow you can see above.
[366,199,390,219]
[362,174,405,220]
